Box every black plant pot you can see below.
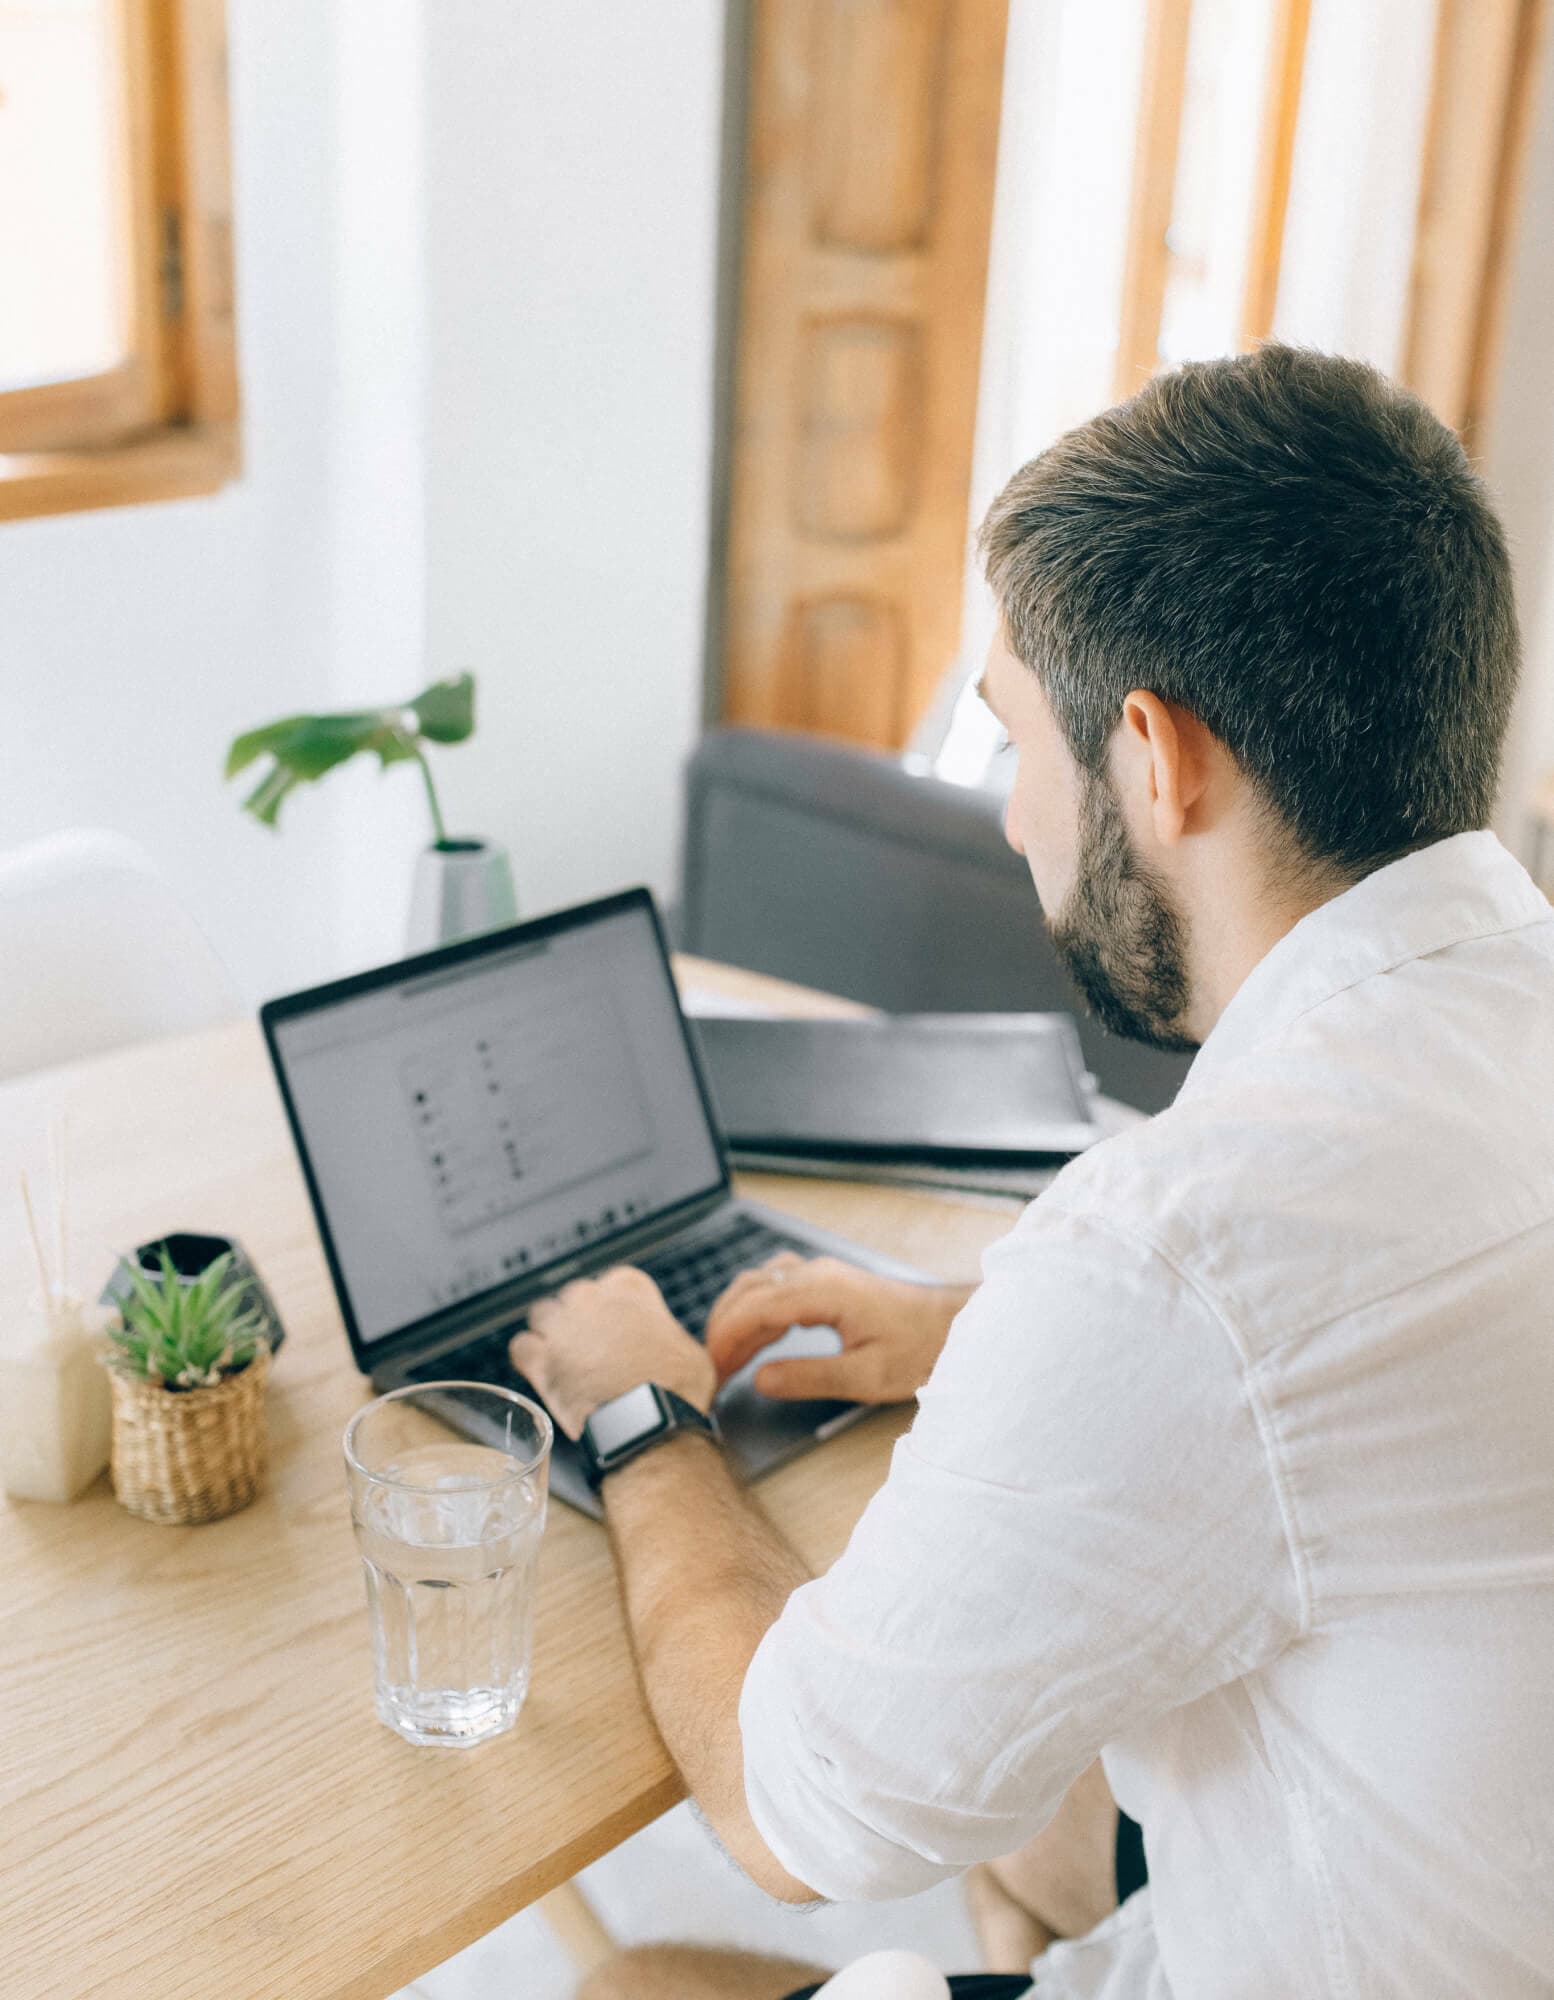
[101,1232,286,1357]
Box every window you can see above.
[0,0,238,523]
[931,0,1547,779]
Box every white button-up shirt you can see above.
[739,831,1554,1999]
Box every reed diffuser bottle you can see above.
[0,1128,112,1503]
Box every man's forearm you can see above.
[601,1431,817,1898]
[533,1265,977,1896]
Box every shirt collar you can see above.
[1182,832,1552,1092]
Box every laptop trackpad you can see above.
[715,1321,855,1466]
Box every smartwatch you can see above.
[578,1383,720,1491]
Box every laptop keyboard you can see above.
[405,1212,811,1390]
[638,1213,806,1344]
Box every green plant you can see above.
[225,673,476,845]
[106,1250,267,1391]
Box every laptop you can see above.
[260,887,932,1517]
[693,1012,1100,1161]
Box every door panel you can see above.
[722,0,1009,748]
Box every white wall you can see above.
[1,0,726,1009]
[0,0,343,1007]
[326,0,725,978]
[415,1,723,929]
[329,0,429,980]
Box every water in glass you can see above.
[345,1385,551,1748]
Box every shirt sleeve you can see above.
[738,1202,1305,1903]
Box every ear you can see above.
[1116,692,1212,846]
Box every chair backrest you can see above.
[0,829,241,1083]
[813,1949,951,1997]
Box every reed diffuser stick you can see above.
[49,1118,68,1296]
[19,1172,53,1300]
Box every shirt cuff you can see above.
[738,1611,962,1904]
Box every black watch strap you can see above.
[579,1383,719,1491]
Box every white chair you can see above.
[539,1878,954,1997]
[0,829,241,1082]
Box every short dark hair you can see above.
[979,345,1520,878]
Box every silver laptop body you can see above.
[261,888,929,1518]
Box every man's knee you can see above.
[985,1759,1119,1942]
[576,1945,689,2000]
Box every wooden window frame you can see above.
[0,0,239,525]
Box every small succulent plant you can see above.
[106,1249,267,1391]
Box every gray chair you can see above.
[678,728,1192,1115]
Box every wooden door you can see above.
[719,0,1009,749]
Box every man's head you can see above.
[978,344,1520,1049]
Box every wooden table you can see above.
[0,959,1025,2000]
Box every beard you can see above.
[1050,766,1200,1053]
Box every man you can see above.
[511,347,1554,1998]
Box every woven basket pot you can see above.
[108,1346,270,1525]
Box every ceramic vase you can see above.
[406,839,518,953]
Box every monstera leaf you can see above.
[225,674,475,842]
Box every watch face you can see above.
[588,1383,667,1461]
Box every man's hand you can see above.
[704,1254,973,1406]
[509,1267,716,1439]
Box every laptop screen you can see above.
[265,896,724,1350]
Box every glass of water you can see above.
[344,1383,552,1748]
